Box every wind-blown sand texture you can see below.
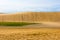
[0,28,60,40]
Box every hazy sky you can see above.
[0,0,60,13]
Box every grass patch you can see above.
[0,22,37,26]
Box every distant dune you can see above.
[0,12,60,22]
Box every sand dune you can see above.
[0,12,60,22]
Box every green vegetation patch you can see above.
[0,22,37,26]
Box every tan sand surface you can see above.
[0,28,60,40]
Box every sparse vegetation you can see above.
[0,22,36,26]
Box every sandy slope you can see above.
[0,12,60,22]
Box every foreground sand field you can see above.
[0,28,60,40]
